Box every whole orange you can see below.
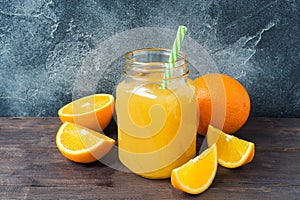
[194,74,250,135]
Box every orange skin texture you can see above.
[194,74,250,135]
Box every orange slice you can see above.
[171,144,217,194]
[207,125,255,168]
[58,94,114,132]
[56,122,115,163]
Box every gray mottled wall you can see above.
[0,0,299,117]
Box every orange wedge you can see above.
[207,125,255,168]
[56,122,115,163]
[171,144,218,194]
[58,94,114,132]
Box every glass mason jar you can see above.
[116,48,197,179]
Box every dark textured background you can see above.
[0,0,299,117]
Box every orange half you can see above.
[171,144,218,194]
[58,94,114,131]
[207,125,255,168]
[56,122,115,163]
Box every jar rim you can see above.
[125,48,187,67]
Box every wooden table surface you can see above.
[0,117,299,199]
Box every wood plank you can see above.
[0,117,299,199]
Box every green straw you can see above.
[161,25,187,89]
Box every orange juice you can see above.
[116,48,197,179]
[117,81,197,178]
